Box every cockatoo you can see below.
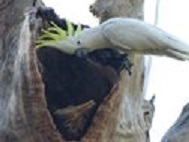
[36,8,133,74]
[53,17,189,61]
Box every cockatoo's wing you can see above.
[101,18,189,60]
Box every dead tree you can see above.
[162,102,189,142]
[89,0,155,141]
[0,0,154,142]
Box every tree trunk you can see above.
[0,0,154,142]
[161,102,189,142]
[0,0,64,142]
[84,0,155,142]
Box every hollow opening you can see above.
[36,47,121,140]
[35,8,132,140]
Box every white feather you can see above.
[63,18,189,60]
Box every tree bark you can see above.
[0,0,64,142]
[86,0,154,142]
[0,0,154,142]
[161,102,189,142]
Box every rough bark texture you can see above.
[90,0,144,22]
[0,1,64,141]
[88,0,154,142]
[161,102,189,142]
[0,0,154,142]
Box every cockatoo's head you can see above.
[36,21,94,54]
[36,20,110,54]
[64,27,106,52]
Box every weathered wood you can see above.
[162,102,189,142]
[90,0,144,22]
[85,0,154,142]
[0,0,154,142]
[0,1,64,142]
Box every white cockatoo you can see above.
[42,18,189,61]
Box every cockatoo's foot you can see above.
[75,48,133,75]
[119,54,133,75]
[74,48,90,59]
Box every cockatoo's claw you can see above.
[74,48,90,59]
[119,55,133,75]
[75,48,133,75]
[125,63,133,76]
